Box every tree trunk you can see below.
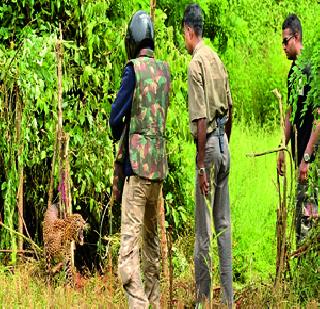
[55,24,74,268]
[150,0,156,23]
[16,89,24,252]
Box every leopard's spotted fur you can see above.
[43,203,86,284]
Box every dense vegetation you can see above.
[0,0,319,306]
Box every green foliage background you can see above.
[0,0,319,299]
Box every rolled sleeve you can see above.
[225,70,233,107]
[188,60,206,122]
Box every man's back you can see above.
[188,41,231,137]
[129,50,170,180]
[288,62,314,163]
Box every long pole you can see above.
[16,88,24,252]
[273,89,287,289]
[56,23,65,218]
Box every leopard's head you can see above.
[69,214,87,246]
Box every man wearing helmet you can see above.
[109,10,170,309]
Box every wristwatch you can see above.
[198,167,205,176]
[303,153,311,163]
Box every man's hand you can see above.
[277,150,285,176]
[198,172,209,196]
[299,159,309,183]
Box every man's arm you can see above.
[277,107,292,176]
[225,74,233,141]
[196,118,209,196]
[188,60,208,195]
[283,107,292,146]
[303,108,320,156]
[109,64,135,140]
[225,105,232,141]
[299,108,320,182]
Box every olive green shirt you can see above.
[187,40,232,138]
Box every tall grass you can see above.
[229,123,280,285]
[0,262,125,307]
[0,124,317,307]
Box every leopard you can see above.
[43,203,86,284]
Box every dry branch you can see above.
[290,224,320,258]
[0,221,42,255]
[273,88,287,290]
[290,241,319,258]
[246,147,286,157]
[0,249,35,254]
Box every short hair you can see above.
[282,14,302,42]
[183,4,203,37]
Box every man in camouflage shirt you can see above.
[182,4,233,308]
[109,11,170,309]
[277,14,319,244]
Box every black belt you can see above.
[195,116,227,153]
[125,175,162,183]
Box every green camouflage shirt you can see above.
[129,49,170,180]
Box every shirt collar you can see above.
[193,40,204,57]
[138,49,154,58]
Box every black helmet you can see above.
[125,10,154,59]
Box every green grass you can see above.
[0,123,317,307]
[229,123,280,284]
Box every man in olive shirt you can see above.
[183,4,233,308]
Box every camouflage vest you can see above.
[129,49,170,180]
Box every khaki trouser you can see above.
[118,175,162,309]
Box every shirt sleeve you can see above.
[225,70,233,107]
[188,60,206,122]
[109,64,135,140]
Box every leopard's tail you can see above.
[44,245,52,283]
[65,254,74,286]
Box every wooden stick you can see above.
[64,133,71,215]
[107,196,114,299]
[48,125,58,208]
[273,89,287,290]
[246,147,286,157]
[150,0,156,23]
[158,196,168,281]
[64,133,75,268]
[107,250,114,301]
[0,221,42,254]
[15,87,24,252]
[56,23,65,219]
[168,225,173,309]
[290,233,320,258]
[0,249,35,254]
[56,24,63,132]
